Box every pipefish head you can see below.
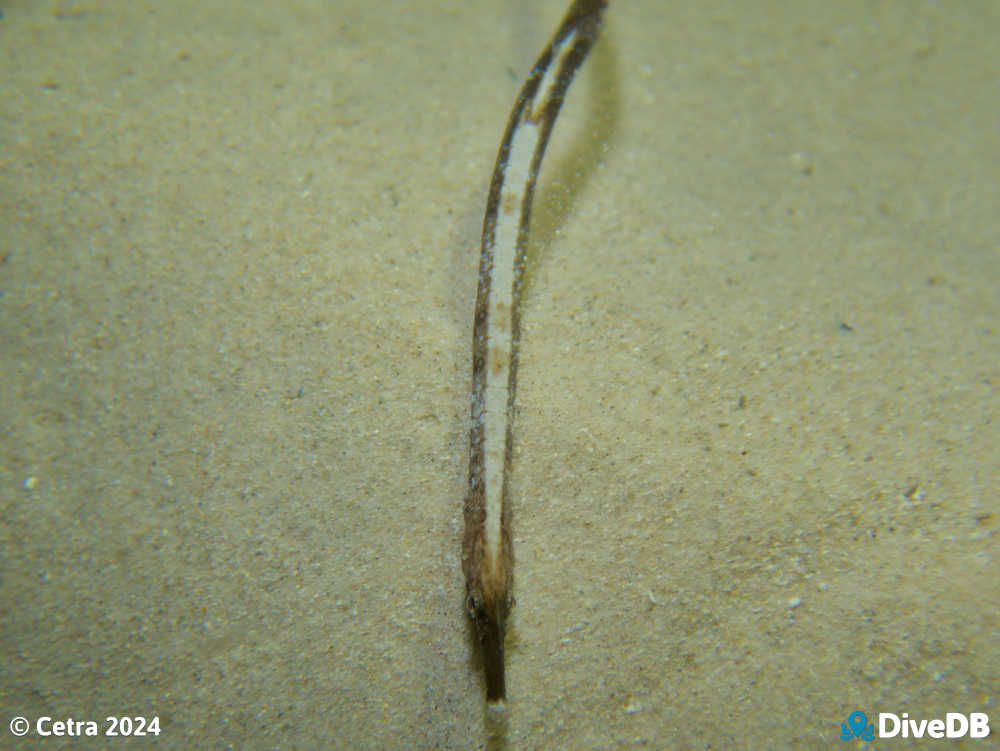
[468,585,511,703]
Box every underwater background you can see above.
[1,0,997,747]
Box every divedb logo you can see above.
[841,710,991,740]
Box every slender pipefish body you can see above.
[461,0,607,704]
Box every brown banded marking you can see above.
[462,0,607,705]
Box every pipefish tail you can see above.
[462,0,607,705]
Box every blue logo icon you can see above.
[841,710,875,741]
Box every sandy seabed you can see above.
[2,1,997,748]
